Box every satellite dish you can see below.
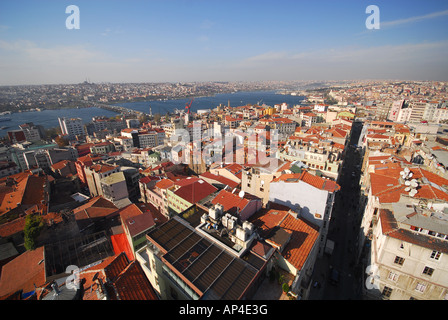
[405,181,411,186]
[404,167,410,173]
[409,189,418,197]
[238,191,245,198]
[405,187,411,192]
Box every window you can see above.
[382,286,393,298]
[415,283,426,293]
[430,250,441,261]
[388,271,399,282]
[394,256,405,266]
[422,266,434,277]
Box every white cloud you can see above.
[381,9,448,28]
[232,40,448,81]
[1,38,447,84]
[244,51,289,63]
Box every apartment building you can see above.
[269,171,340,256]
[101,171,129,203]
[139,214,271,300]
[240,160,290,206]
[166,177,217,215]
[18,122,45,142]
[58,117,86,140]
[249,203,320,299]
[118,203,156,256]
[84,163,120,197]
[90,141,115,154]
[140,177,173,218]
[366,207,448,300]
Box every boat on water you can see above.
[0,117,11,122]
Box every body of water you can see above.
[114,90,305,115]
[0,91,305,138]
[0,107,118,137]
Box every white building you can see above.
[269,171,340,256]
[58,117,86,140]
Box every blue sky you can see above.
[0,0,447,85]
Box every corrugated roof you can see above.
[147,218,264,300]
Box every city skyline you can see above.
[1,0,448,85]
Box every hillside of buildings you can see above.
[0,80,447,301]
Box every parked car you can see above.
[329,268,339,286]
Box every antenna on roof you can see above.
[238,190,245,198]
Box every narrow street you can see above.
[309,121,364,300]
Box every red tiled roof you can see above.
[250,206,319,271]
[379,209,448,254]
[139,176,160,185]
[80,253,158,300]
[199,172,239,188]
[370,172,401,196]
[118,204,155,237]
[154,178,175,190]
[272,171,340,192]
[89,163,117,174]
[51,160,72,171]
[211,189,251,214]
[111,260,158,300]
[174,179,217,204]
[280,214,319,270]
[72,196,119,227]
[0,246,46,297]
[0,216,26,238]
[0,174,48,215]
[371,165,448,203]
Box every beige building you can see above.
[101,171,129,202]
[241,160,290,206]
[366,207,448,300]
[84,163,120,197]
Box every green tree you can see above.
[139,113,149,124]
[54,135,69,147]
[24,214,44,251]
[153,113,162,124]
[45,127,61,140]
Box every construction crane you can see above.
[185,98,194,114]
